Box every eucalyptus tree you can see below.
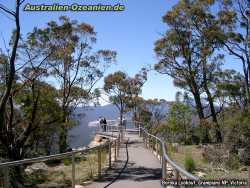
[218,0,250,105]
[216,69,246,108]
[104,71,130,126]
[0,0,49,161]
[154,0,226,143]
[104,70,147,128]
[29,16,116,152]
[0,1,64,186]
[0,0,22,140]
[166,101,192,144]
[125,68,148,120]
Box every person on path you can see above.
[99,117,104,132]
[103,117,107,132]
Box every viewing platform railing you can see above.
[0,129,121,188]
[132,120,213,188]
[100,120,202,184]
[0,120,212,188]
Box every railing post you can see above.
[162,157,167,180]
[3,167,9,188]
[142,131,145,144]
[109,141,112,169]
[71,153,75,188]
[157,143,161,161]
[147,136,150,149]
[98,147,101,179]
[160,147,162,164]
[114,140,117,161]
[155,140,159,155]
[248,166,250,188]
[155,137,157,153]
[139,124,141,137]
[161,143,167,180]
[175,170,180,188]
[147,135,149,148]
[148,136,150,149]
[119,124,123,142]
[117,135,120,157]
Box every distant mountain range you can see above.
[68,101,172,148]
[68,99,212,148]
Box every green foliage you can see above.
[24,172,49,186]
[184,154,196,173]
[217,0,250,104]
[45,159,62,166]
[138,108,153,126]
[186,131,201,145]
[166,102,192,144]
[63,157,72,166]
[86,154,97,180]
[166,143,177,158]
[154,0,227,143]
[104,71,146,124]
[225,154,240,170]
[216,69,246,107]
[222,107,250,153]
[28,16,116,152]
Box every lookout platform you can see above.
[0,121,202,188]
[85,133,162,188]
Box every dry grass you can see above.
[168,144,248,180]
[38,149,109,186]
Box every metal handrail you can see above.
[102,120,200,181]
[105,121,214,187]
[140,127,199,180]
[0,120,213,188]
[0,135,117,168]
[0,131,120,188]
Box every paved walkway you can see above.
[84,133,162,188]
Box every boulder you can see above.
[37,183,67,188]
[75,185,85,188]
[195,171,207,178]
[239,166,248,172]
[201,145,227,164]
[25,162,49,175]
[238,146,250,166]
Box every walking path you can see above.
[85,133,162,188]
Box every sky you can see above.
[0,0,242,105]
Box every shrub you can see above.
[201,145,225,165]
[166,143,174,158]
[184,154,196,173]
[86,154,96,180]
[189,135,200,145]
[63,157,72,166]
[45,159,62,166]
[24,173,48,186]
[225,154,240,170]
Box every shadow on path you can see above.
[96,162,161,183]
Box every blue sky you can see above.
[0,0,241,104]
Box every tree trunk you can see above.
[0,0,21,133]
[119,103,124,141]
[59,111,68,153]
[190,80,210,143]
[204,86,223,143]
[4,147,26,187]
[59,130,67,153]
[242,60,250,106]
[201,58,222,143]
